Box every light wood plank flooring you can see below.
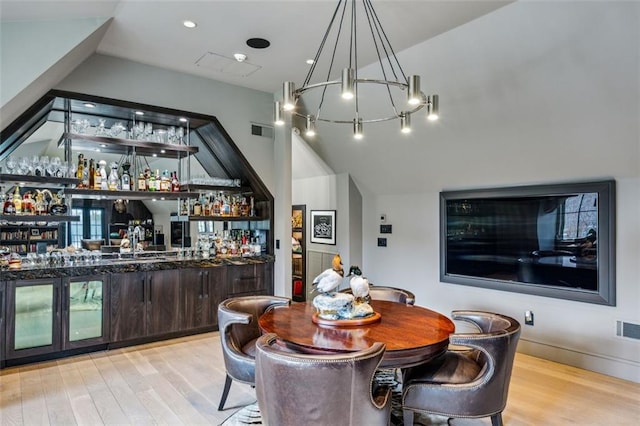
[0,332,638,425]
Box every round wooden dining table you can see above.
[258,300,455,368]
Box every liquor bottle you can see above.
[193,197,202,216]
[3,191,15,215]
[93,163,101,190]
[221,195,231,217]
[98,160,108,190]
[148,171,156,191]
[144,167,151,191]
[12,186,22,214]
[160,170,170,192]
[231,195,239,217]
[137,173,146,191]
[88,159,95,189]
[121,162,131,191]
[22,192,33,215]
[155,169,162,191]
[82,159,89,188]
[213,193,221,216]
[76,154,84,188]
[108,163,119,191]
[171,171,180,192]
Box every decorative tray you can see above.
[312,311,381,327]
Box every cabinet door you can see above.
[182,268,208,330]
[204,267,226,327]
[147,269,181,336]
[63,275,110,350]
[5,278,62,359]
[0,282,5,364]
[110,272,146,342]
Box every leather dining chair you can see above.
[342,284,416,305]
[402,310,521,426]
[217,295,290,411]
[254,333,392,426]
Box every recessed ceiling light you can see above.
[83,102,96,108]
[183,20,197,29]
[306,59,315,65]
[179,117,188,122]
[135,111,144,116]
[246,37,270,49]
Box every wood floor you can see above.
[0,332,638,425]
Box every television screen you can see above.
[440,180,615,305]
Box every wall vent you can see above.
[616,321,640,340]
[251,123,273,139]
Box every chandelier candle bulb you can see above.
[353,118,363,140]
[282,82,296,111]
[400,112,411,133]
[274,101,284,126]
[341,68,355,100]
[408,75,421,105]
[427,95,440,121]
[305,115,316,137]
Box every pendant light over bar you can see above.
[274,0,439,140]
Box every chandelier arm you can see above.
[352,0,360,119]
[303,0,344,87]
[317,0,350,119]
[362,0,399,114]
[366,0,409,84]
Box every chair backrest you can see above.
[342,285,415,305]
[255,333,392,426]
[218,296,290,383]
[449,310,521,414]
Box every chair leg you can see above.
[403,409,415,426]
[491,413,503,426]
[218,374,233,411]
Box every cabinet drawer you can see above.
[231,275,265,294]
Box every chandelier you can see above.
[274,0,439,140]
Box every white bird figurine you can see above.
[312,254,344,294]
[347,265,370,303]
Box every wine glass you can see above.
[50,157,61,177]
[177,127,184,144]
[58,160,69,178]
[5,155,17,174]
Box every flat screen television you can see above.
[440,180,615,305]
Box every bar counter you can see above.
[1,253,275,280]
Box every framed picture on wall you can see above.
[310,210,336,245]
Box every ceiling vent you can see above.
[195,52,261,77]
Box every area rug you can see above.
[218,370,453,426]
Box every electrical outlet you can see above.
[525,310,534,326]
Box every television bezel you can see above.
[439,180,616,306]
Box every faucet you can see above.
[128,225,144,255]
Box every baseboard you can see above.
[518,338,640,384]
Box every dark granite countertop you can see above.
[0,255,275,281]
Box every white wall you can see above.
[359,2,640,382]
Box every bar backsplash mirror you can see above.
[440,180,616,305]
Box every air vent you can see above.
[616,321,640,340]
[195,52,261,77]
[251,123,273,138]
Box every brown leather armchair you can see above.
[402,310,521,426]
[342,285,415,305]
[255,333,392,426]
[217,295,290,410]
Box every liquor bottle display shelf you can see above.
[65,188,200,201]
[62,132,198,159]
[0,174,80,187]
[0,214,80,222]
[179,184,253,194]
[170,215,264,222]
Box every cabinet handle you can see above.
[141,278,146,303]
[54,286,60,317]
[199,271,204,298]
[204,271,209,298]
[148,276,153,304]
[64,282,70,313]
[0,288,3,318]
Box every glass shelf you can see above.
[0,214,80,222]
[61,132,198,159]
[65,188,199,201]
[170,215,264,222]
[0,174,80,187]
